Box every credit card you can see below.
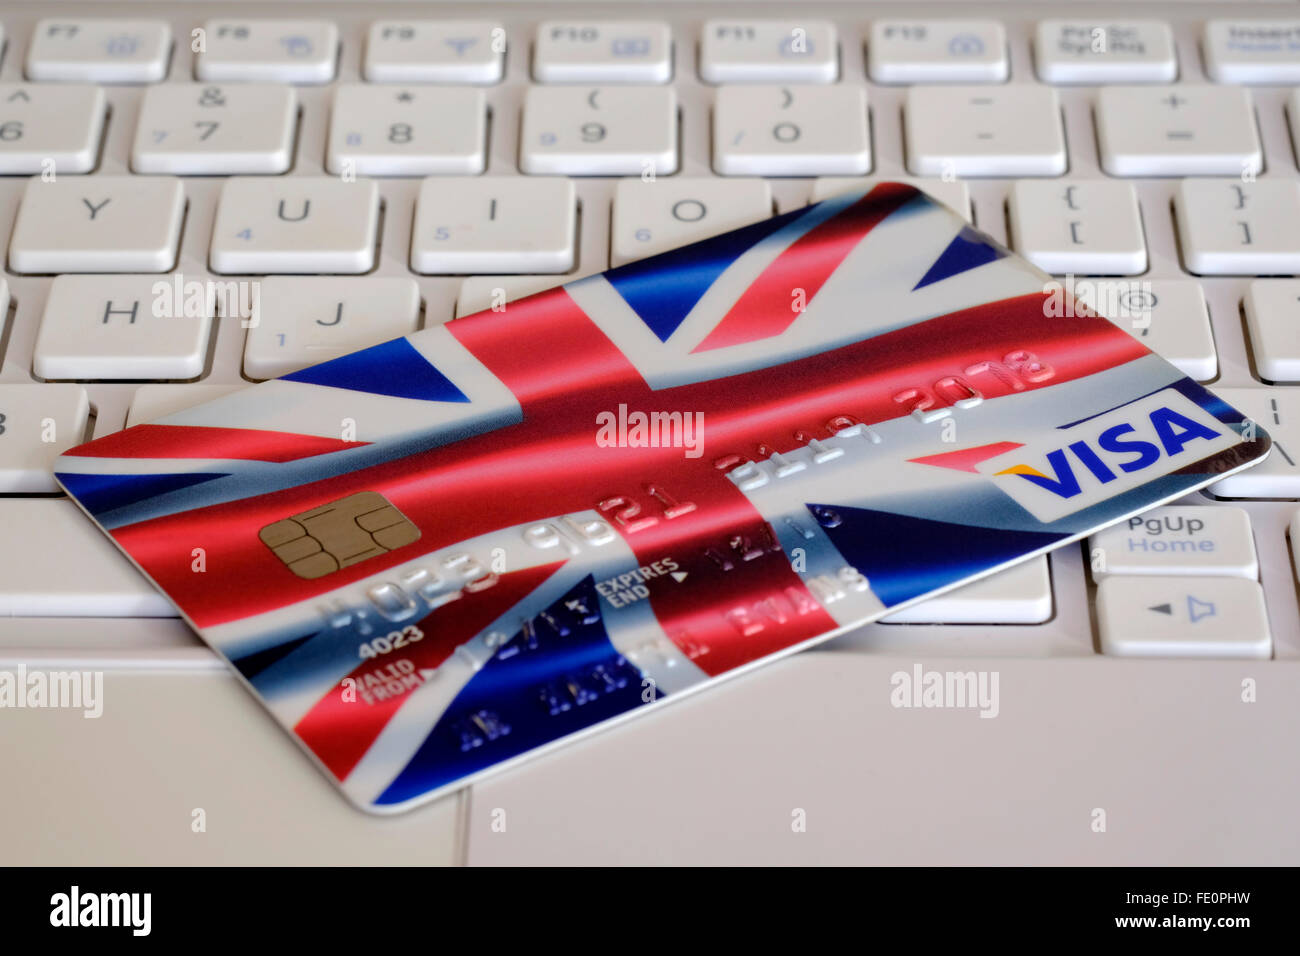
[54,184,1269,813]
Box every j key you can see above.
[243,277,421,379]
[209,177,379,274]
[810,177,972,222]
[904,86,1066,178]
[132,83,296,175]
[27,19,172,83]
[365,21,504,84]
[1096,86,1262,177]
[534,21,672,83]
[713,85,870,176]
[196,19,338,84]
[456,275,575,317]
[611,177,772,266]
[1209,387,1300,498]
[519,86,677,176]
[0,499,175,617]
[411,177,576,274]
[0,84,105,174]
[1097,576,1271,659]
[700,20,838,83]
[1175,179,1300,276]
[1204,20,1300,84]
[9,176,184,274]
[1008,180,1147,275]
[0,384,90,493]
[868,20,1008,84]
[34,274,214,380]
[881,557,1051,624]
[1035,20,1177,84]
[1246,280,1300,381]
[326,85,486,176]
[128,384,244,426]
[1075,279,1217,382]
[1089,506,1258,580]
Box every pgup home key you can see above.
[1089,506,1259,579]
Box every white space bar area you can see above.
[0,500,175,616]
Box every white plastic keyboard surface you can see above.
[2,0,1300,866]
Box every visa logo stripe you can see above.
[977,388,1245,523]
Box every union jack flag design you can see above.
[55,184,1268,812]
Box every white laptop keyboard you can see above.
[0,0,1298,672]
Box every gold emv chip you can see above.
[259,491,421,580]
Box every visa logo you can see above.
[977,389,1243,522]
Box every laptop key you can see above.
[1204,19,1300,84]
[0,384,89,493]
[326,84,486,177]
[1008,179,1147,276]
[8,175,184,274]
[26,18,172,83]
[520,85,677,175]
[881,557,1051,624]
[1078,279,1217,382]
[700,19,838,83]
[713,84,870,176]
[1096,85,1262,177]
[196,19,338,84]
[1035,20,1177,84]
[1245,280,1300,382]
[0,83,105,174]
[1097,576,1271,659]
[1209,388,1300,498]
[0,499,175,616]
[209,176,379,274]
[534,21,672,83]
[1175,179,1300,276]
[128,384,243,426]
[611,176,771,266]
[34,274,214,380]
[868,19,1008,84]
[1089,506,1258,580]
[904,85,1066,177]
[365,20,505,84]
[411,177,576,274]
[132,82,295,175]
[242,277,421,379]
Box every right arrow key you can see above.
[1097,575,1271,659]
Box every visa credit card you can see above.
[53,183,1269,813]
